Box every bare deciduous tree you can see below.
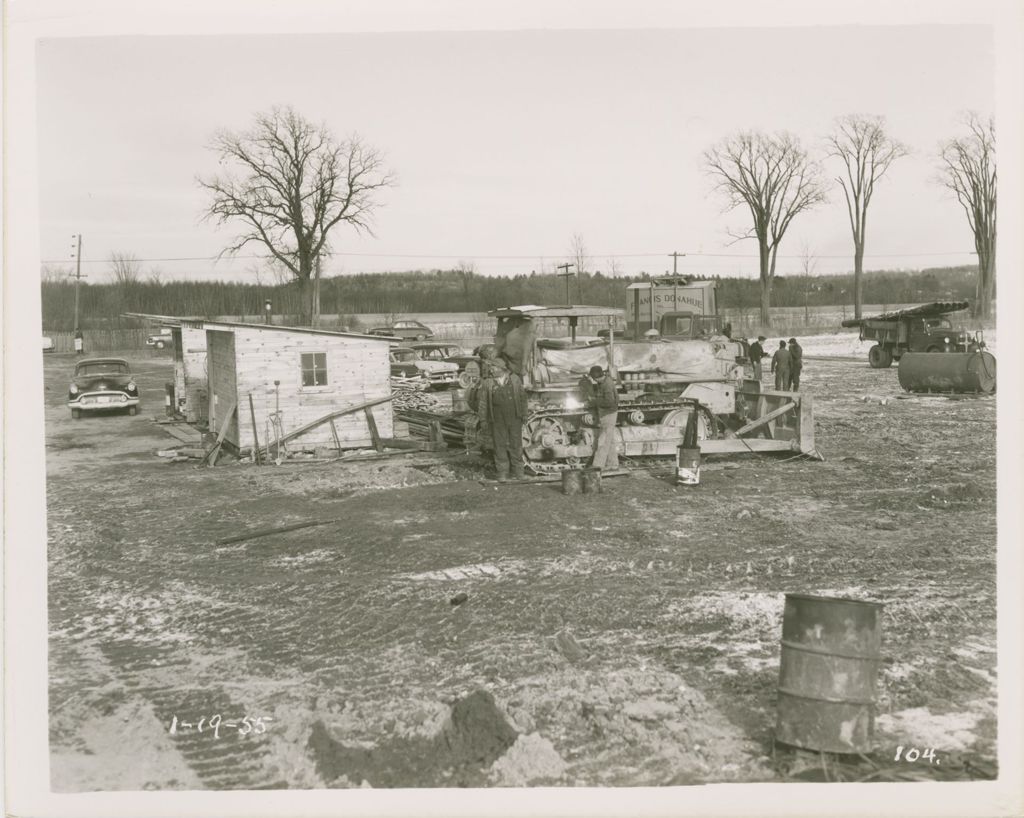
[110,252,142,289]
[568,233,590,302]
[826,114,909,319]
[799,240,818,326]
[704,131,827,326]
[41,265,71,283]
[456,259,476,308]
[937,112,996,319]
[198,106,395,324]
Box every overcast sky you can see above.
[36,25,993,281]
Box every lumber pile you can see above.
[392,382,438,411]
[395,408,478,448]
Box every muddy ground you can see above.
[45,341,998,790]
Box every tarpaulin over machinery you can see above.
[841,301,969,328]
[534,339,742,386]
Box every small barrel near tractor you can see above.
[897,351,996,394]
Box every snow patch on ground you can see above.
[875,706,987,752]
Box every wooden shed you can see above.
[203,321,394,455]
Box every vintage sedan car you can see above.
[146,327,174,349]
[389,347,459,388]
[410,343,481,388]
[368,320,435,341]
[68,357,140,418]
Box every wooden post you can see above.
[248,394,262,465]
[429,419,445,450]
[201,402,236,467]
[329,417,342,453]
[364,407,384,453]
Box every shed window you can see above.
[301,352,328,386]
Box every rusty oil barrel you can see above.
[561,469,583,495]
[775,593,883,754]
[897,351,996,394]
[581,467,602,494]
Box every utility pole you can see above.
[556,262,575,305]
[70,233,87,337]
[669,251,685,276]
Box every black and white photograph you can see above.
[4,1,1023,816]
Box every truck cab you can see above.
[657,311,724,340]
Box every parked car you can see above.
[389,347,459,388]
[368,320,435,341]
[68,358,140,419]
[410,343,481,388]
[42,336,56,353]
[146,327,174,349]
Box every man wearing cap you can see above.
[787,337,804,390]
[579,365,620,472]
[748,335,767,381]
[771,340,791,390]
[478,358,528,481]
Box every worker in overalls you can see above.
[771,340,791,390]
[787,337,804,391]
[580,365,620,472]
[479,358,527,481]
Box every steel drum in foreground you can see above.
[897,351,996,394]
[775,593,884,754]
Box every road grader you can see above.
[483,305,819,475]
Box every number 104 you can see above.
[895,746,939,764]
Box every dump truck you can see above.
[840,301,987,368]
[625,278,722,339]
[483,305,818,474]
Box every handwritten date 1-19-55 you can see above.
[168,715,274,739]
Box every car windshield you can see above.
[419,347,455,359]
[76,361,129,376]
[392,351,416,362]
[925,318,953,329]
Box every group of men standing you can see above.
[468,357,619,482]
[747,335,803,390]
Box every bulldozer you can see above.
[480,305,819,474]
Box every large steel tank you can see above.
[897,351,996,393]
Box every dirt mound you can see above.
[307,689,519,787]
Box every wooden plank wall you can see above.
[206,330,239,446]
[180,324,209,423]
[230,327,393,452]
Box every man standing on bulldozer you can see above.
[580,365,620,472]
[477,358,528,481]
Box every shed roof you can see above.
[123,312,392,342]
[840,301,970,327]
[202,320,393,342]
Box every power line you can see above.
[40,249,978,264]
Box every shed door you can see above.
[207,330,239,447]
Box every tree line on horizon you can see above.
[40,265,981,331]
[50,106,997,330]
